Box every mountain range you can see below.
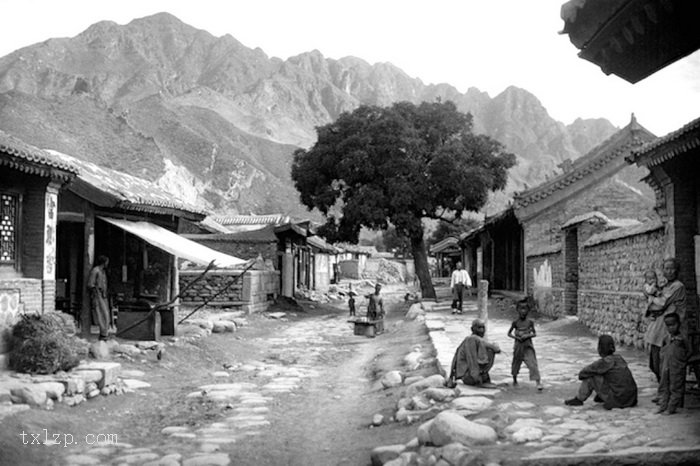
[0,12,621,218]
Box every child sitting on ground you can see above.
[507,299,543,390]
[643,269,665,319]
[657,312,690,415]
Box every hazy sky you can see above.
[1,0,699,136]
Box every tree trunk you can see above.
[411,234,436,299]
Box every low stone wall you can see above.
[179,269,279,314]
[577,223,665,348]
[578,290,648,349]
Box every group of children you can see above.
[489,261,691,415]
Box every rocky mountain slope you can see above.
[0,12,622,217]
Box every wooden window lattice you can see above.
[0,193,18,264]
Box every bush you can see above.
[8,313,88,374]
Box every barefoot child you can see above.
[657,313,690,415]
[507,299,543,390]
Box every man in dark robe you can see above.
[448,319,501,387]
[88,255,111,341]
[565,334,638,410]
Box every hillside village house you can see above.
[558,0,700,352]
[459,118,666,348]
[0,131,78,366]
[628,117,700,348]
[336,243,377,279]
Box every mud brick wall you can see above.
[578,227,665,348]
[526,252,563,318]
[179,269,279,313]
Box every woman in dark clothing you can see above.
[565,335,638,410]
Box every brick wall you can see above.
[179,269,279,314]
[0,278,43,356]
[578,226,665,348]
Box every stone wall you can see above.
[179,269,279,314]
[0,279,43,366]
[578,224,665,349]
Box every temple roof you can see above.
[0,130,78,181]
[627,116,700,168]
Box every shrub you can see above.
[8,313,88,374]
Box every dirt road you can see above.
[0,293,434,466]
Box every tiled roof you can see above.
[561,211,640,230]
[513,116,655,209]
[584,219,663,247]
[46,150,206,217]
[628,116,700,167]
[0,130,78,179]
[214,214,290,226]
[307,235,339,253]
[336,243,377,255]
[184,225,278,243]
[429,236,460,254]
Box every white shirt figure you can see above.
[451,267,472,288]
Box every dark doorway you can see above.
[56,221,84,319]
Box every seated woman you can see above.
[565,335,638,410]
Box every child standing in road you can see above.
[348,292,356,317]
[508,299,543,390]
[657,312,690,415]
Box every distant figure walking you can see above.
[565,335,638,410]
[348,292,356,317]
[507,299,543,390]
[450,261,472,314]
[88,255,111,341]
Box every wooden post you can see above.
[478,280,489,334]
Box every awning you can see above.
[99,217,247,268]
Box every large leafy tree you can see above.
[292,100,515,298]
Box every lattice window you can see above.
[0,193,18,265]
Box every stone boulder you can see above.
[405,303,425,321]
[89,341,110,360]
[212,320,236,333]
[370,444,406,466]
[421,387,456,403]
[404,374,445,398]
[403,351,422,371]
[10,386,47,406]
[381,371,404,389]
[450,396,493,413]
[427,411,497,446]
[512,427,544,444]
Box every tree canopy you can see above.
[292,100,515,298]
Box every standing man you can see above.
[450,261,472,314]
[88,255,111,341]
[448,319,501,387]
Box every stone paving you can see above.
[423,288,700,462]
[58,310,365,466]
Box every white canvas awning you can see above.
[99,217,247,268]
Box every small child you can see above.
[657,312,690,415]
[507,299,543,390]
[348,293,356,317]
[643,270,664,319]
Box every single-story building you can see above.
[0,131,78,364]
[429,236,462,277]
